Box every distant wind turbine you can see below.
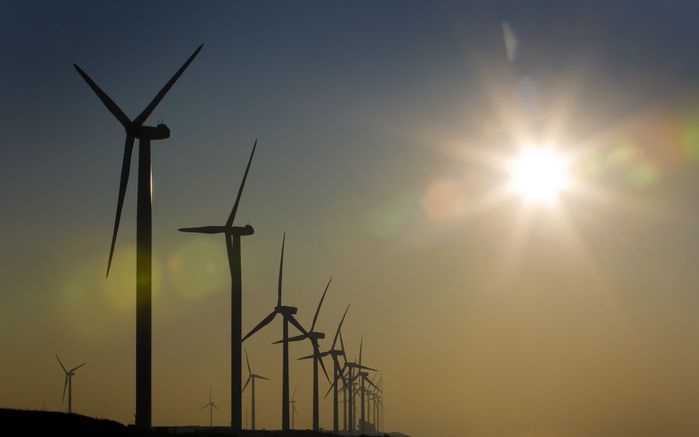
[55,355,85,414]
[179,139,257,432]
[242,234,309,430]
[349,337,380,434]
[289,386,299,429]
[200,387,221,427]
[74,44,203,429]
[242,349,270,431]
[283,277,332,431]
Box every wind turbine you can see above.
[200,387,221,427]
[373,377,385,433]
[242,349,270,431]
[179,139,257,431]
[289,387,299,429]
[364,375,382,433]
[325,332,355,433]
[55,355,85,414]
[242,234,308,430]
[307,304,350,433]
[345,336,379,434]
[74,44,203,429]
[283,278,331,431]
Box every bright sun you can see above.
[509,147,570,203]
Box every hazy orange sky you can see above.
[4,1,699,437]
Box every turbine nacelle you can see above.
[275,305,298,316]
[131,123,171,140]
[178,224,255,236]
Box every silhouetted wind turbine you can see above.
[179,140,256,431]
[375,376,385,433]
[283,278,331,431]
[289,386,299,429]
[55,355,85,414]
[74,44,202,429]
[343,336,378,434]
[364,375,382,432]
[242,349,270,431]
[309,304,350,433]
[242,234,309,430]
[200,387,221,427]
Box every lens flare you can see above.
[509,147,570,203]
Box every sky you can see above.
[4,1,699,436]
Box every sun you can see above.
[509,146,570,203]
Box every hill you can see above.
[0,408,397,437]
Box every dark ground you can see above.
[0,409,392,437]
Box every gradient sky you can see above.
[4,1,699,436]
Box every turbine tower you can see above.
[179,140,257,431]
[55,355,85,414]
[284,278,332,431]
[242,349,270,431]
[200,387,221,427]
[74,44,203,429]
[242,234,308,430]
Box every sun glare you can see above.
[509,146,570,203]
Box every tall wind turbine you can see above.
[283,278,331,431]
[179,140,257,431]
[74,44,203,429]
[200,387,221,427]
[55,355,85,414]
[242,349,270,431]
[308,304,350,433]
[289,387,299,429]
[242,234,308,430]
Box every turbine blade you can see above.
[242,311,277,342]
[242,376,251,393]
[73,64,131,129]
[359,335,363,366]
[332,305,350,349]
[277,233,285,307]
[297,352,323,361]
[257,375,270,381]
[287,314,309,338]
[279,333,307,343]
[55,354,67,373]
[245,348,252,375]
[324,378,336,399]
[226,139,257,227]
[339,330,347,358]
[366,376,382,392]
[62,376,68,403]
[106,135,135,277]
[213,403,221,412]
[133,44,203,126]
[200,403,209,411]
[292,386,297,401]
[311,277,332,332]
[315,341,330,383]
[70,362,86,372]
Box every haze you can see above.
[3,1,699,437]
